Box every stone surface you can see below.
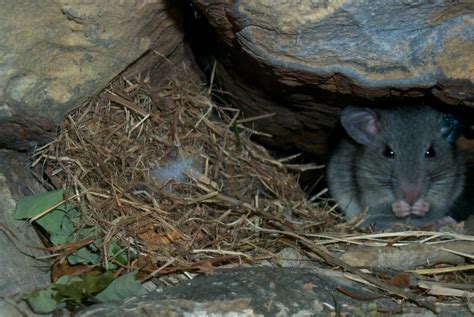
[192,0,474,157]
[0,298,43,317]
[0,0,200,151]
[195,0,473,104]
[0,150,50,297]
[75,267,393,316]
[74,267,470,316]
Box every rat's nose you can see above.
[400,183,421,205]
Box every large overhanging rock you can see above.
[196,0,473,103]
[0,1,199,150]
[194,0,474,156]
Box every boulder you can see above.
[75,267,470,316]
[0,0,202,150]
[0,150,50,298]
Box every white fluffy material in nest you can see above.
[151,158,197,185]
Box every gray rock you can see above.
[0,150,50,315]
[0,297,45,317]
[76,267,396,316]
[0,150,50,297]
[195,0,474,105]
[75,267,472,316]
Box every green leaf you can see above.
[95,271,147,302]
[36,209,68,234]
[26,287,58,314]
[56,275,79,285]
[114,252,128,266]
[15,189,65,220]
[81,271,114,294]
[53,283,83,304]
[49,233,71,245]
[52,272,114,304]
[68,246,100,265]
[36,207,78,237]
[15,189,130,269]
[26,271,136,313]
[26,275,76,314]
[104,240,128,268]
[78,226,99,241]
[16,191,82,247]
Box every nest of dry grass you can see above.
[33,73,336,275]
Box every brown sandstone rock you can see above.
[0,1,201,150]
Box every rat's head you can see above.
[340,106,463,210]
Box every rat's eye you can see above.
[383,146,395,158]
[425,146,436,158]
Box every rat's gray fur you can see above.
[326,106,465,229]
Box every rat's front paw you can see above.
[392,200,411,218]
[410,199,430,216]
[434,216,457,228]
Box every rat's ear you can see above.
[340,106,380,144]
[440,113,464,144]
